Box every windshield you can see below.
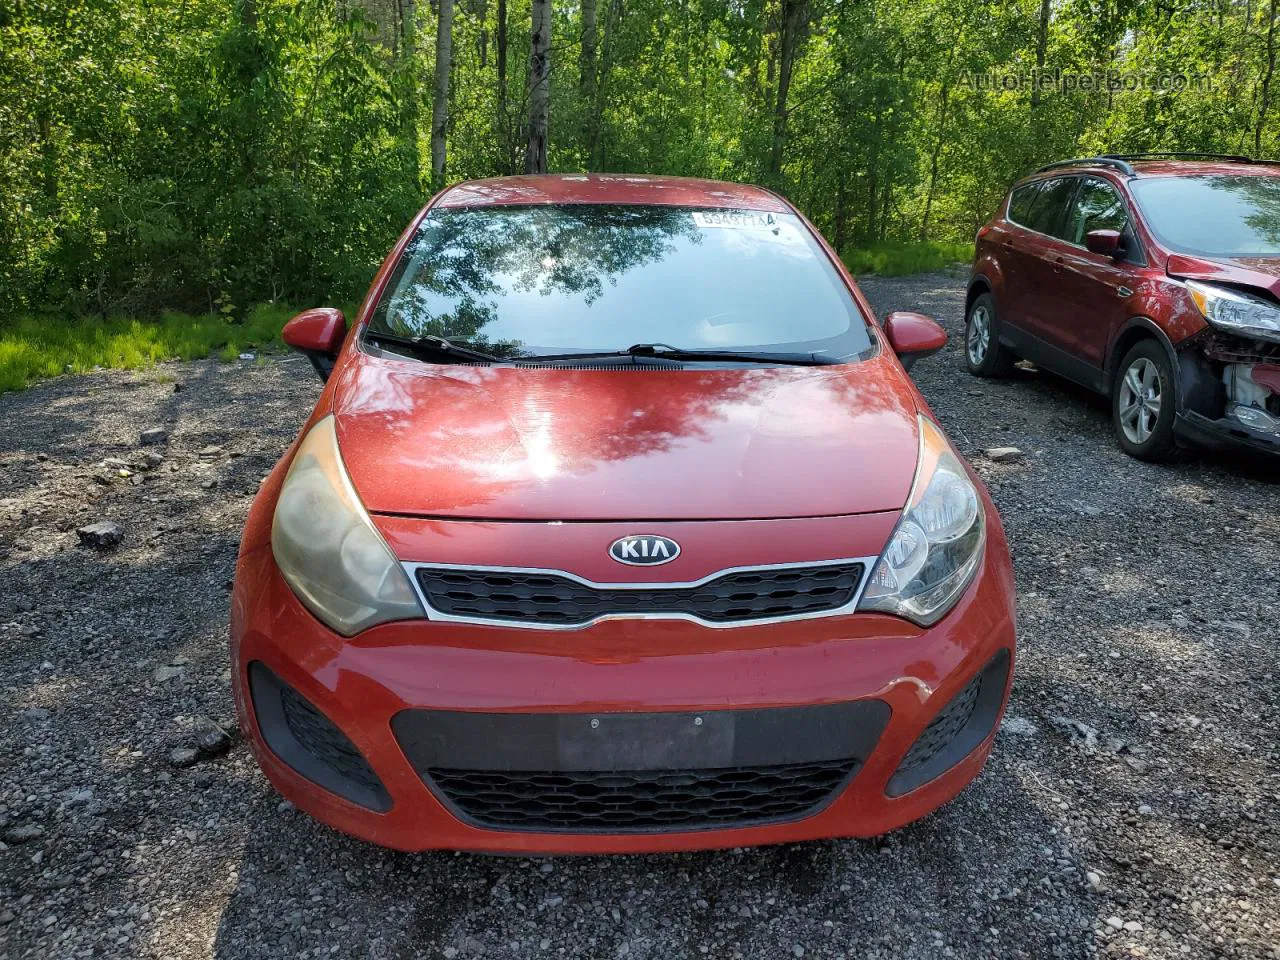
[364,204,873,361]
[1130,174,1280,257]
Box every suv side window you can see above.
[1007,182,1042,223]
[1021,177,1078,238]
[1067,178,1128,243]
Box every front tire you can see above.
[1112,340,1177,462]
[965,293,1017,377]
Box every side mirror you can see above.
[884,311,948,371]
[282,308,347,380]
[1084,228,1122,257]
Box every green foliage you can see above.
[5,0,1280,337]
[842,242,974,278]
[0,303,297,393]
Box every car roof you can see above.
[1125,159,1280,178]
[433,174,793,212]
[1018,157,1280,187]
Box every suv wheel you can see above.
[1112,340,1177,462]
[964,293,1016,377]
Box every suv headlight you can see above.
[1186,279,1280,344]
[271,415,424,635]
[858,416,985,626]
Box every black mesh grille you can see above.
[894,674,982,778]
[278,684,386,799]
[416,563,865,625]
[425,760,857,832]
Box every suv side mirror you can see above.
[1084,229,1122,257]
[282,308,347,380]
[884,312,948,371]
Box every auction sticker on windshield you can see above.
[692,210,779,229]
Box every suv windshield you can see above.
[1130,174,1280,257]
[364,204,872,361]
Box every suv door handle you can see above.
[1052,256,1064,273]
[1002,238,1015,248]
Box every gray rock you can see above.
[5,823,45,844]
[139,427,168,445]
[152,664,185,683]
[196,725,232,757]
[76,521,124,548]
[168,746,200,768]
[984,446,1024,463]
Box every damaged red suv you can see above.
[968,153,1280,461]
[231,175,1016,854]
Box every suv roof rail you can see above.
[1101,152,1275,164]
[1034,156,1135,176]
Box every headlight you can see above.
[858,416,985,626]
[1186,280,1280,343]
[271,415,424,635]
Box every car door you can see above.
[1053,176,1142,372]
[994,180,1045,329]
[1009,176,1083,354]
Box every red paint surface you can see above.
[883,312,948,359]
[332,354,921,520]
[282,307,347,355]
[433,174,791,212]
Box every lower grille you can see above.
[894,676,981,779]
[248,662,390,812]
[393,701,890,833]
[425,760,857,831]
[278,685,386,800]
[886,648,1011,797]
[414,562,865,626]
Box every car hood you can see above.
[330,351,921,521]
[1166,253,1280,298]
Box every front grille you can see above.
[415,562,865,626]
[894,675,981,780]
[425,760,857,832]
[278,685,386,800]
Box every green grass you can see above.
[841,241,974,277]
[0,303,301,393]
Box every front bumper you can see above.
[1176,410,1280,457]
[230,518,1016,854]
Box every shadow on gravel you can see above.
[210,759,1097,960]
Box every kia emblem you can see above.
[609,535,681,566]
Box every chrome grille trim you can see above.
[400,556,880,630]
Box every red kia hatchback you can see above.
[968,153,1280,461]
[231,175,1017,854]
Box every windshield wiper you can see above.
[524,343,842,366]
[364,330,504,364]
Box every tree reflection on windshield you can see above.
[373,206,701,357]
[365,204,870,361]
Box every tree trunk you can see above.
[430,0,453,184]
[920,81,951,240]
[400,0,421,186]
[580,0,597,95]
[1031,0,1049,109]
[526,0,552,173]
[767,0,805,178]
[1259,0,1278,154]
[590,0,623,168]
[579,0,598,158]
[496,0,510,169]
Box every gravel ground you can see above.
[1,271,1278,960]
